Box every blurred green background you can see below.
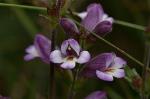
[0,0,149,99]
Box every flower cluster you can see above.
[60,3,113,38]
[24,3,126,99]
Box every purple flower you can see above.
[60,18,80,36]
[78,3,114,36]
[83,53,126,81]
[0,95,10,99]
[60,3,113,37]
[50,39,90,69]
[24,34,51,64]
[85,91,107,99]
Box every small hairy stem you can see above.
[68,68,79,99]
[49,30,56,99]
[141,42,150,99]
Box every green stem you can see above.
[68,39,84,99]
[5,1,38,38]
[72,19,150,72]
[0,2,149,69]
[141,42,150,99]
[91,32,144,66]
[115,20,145,31]
[0,3,146,31]
[49,29,57,99]
[70,11,146,31]
[68,68,79,99]
[0,3,46,11]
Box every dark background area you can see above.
[0,0,149,99]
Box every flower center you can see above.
[68,46,72,50]
[105,68,115,73]
[66,45,78,56]
[66,56,74,61]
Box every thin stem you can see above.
[70,11,146,31]
[50,63,55,99]
[0,2,149,70]
[49,30,56,99]
[115,20,145,31]
[5,0,38,38]
[72,19,150,72]
[0,3,46,11]
[0,3,146,31]
[78,39,86,72]
[68,39,84,99]
[141,42,150,99]
[68,68,79,99]
[91,32,144,67]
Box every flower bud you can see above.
[60,18,80,36]
[85,91,107,99]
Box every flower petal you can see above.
[61,40,69,55]
[81,3,104,32]
[24,45,39,61]
[61,39,80,56]
[111,57,127,68]
[112,69,125,78]
[60,60,76,69]
[68,39,81,55]
[96,70,113,81]
[81,69,97,78]
[101,14,114,23]
[60,18,79,36]
[50,50,63,63]
[34,34,51,63]
[85,91,107,99]
[24,54,35,61]
[77,51,91,64]
[84,53,114,71]
[77,12,87,19]
[94,21,113,37]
